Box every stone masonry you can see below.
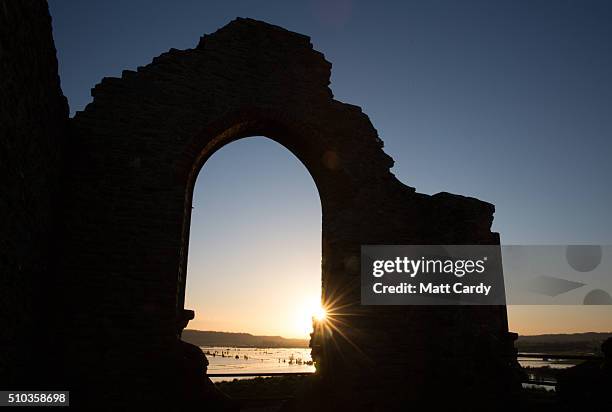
[1,2,520,410]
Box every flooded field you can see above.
[518,355,586,390]
[203,347,315,382]
[518,356,580,370]
[205,346,583,387]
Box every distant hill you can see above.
[182,330,310,348]
[516,332,612,355]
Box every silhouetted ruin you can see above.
[1,1,520,410]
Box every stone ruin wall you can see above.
[0,2,519,410]
[0,0,68,387]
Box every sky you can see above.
[48,0,612,338]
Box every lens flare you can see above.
[312,305,327,322]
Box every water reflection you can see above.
[205,347,315,382]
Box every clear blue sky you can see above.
[48,0,612,337]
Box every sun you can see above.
[293,298,327,337]
[312,305,327,322]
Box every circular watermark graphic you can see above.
[565,245,602,272]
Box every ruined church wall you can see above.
[0,0,68,385]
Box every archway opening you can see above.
[183,136,323,379]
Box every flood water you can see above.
[204,347,580,387]
[518,356,584,390]
[518,357,580,370]
[203,347,315,382]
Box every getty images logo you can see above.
[371,256,488,278]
